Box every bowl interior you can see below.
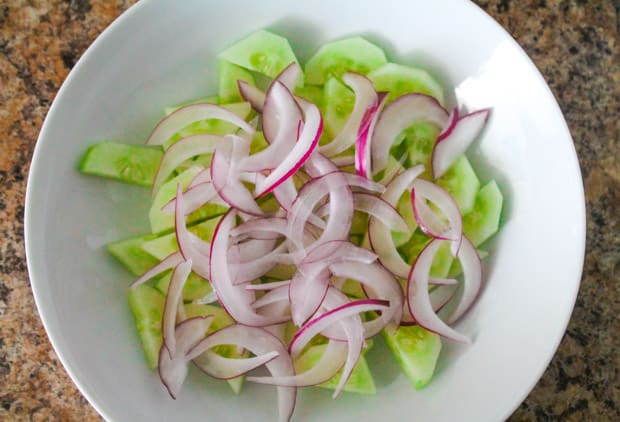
[25,0,585,421]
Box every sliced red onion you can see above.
[239,82,302,172]
[193,290,219,305]
[209,210,287,326]
[320,72,378,157]
[430,277,458,286]
[254,100,323,196]
[174,183,211,279]
[355,92,388,178]
[188,168,211,188]
[248,340,347,387]
[400,284,458,326]
[327,261,403,338]
[210,149,264,216]
[437,107,459,142]
[130,251,183,288]
[230,242,288,284]
[162,259,193,358]
[412,178,463,255]
[252,285,290,309]
[331,155,355,168]
[432,109,491,179]
[146,103,255,146]
[258,300,292,343]
[245,280,291,291]
[406,239,470,343]
[368,166,424,278]
[229,237,277,263]
[289,266,330,327]
[371,94,449,175]
[187,324,296,422]
[152,134,224,194]
[411,194,450,239]
[316,192,409,234]
[158,316,214,399]
[238,80,266,112]
[161,181,227,216]
[289,298,389,357]
[193,350,279,380]
[446,235,482,324]
[376,152,407,186]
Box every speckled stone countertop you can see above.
[0,0,618,420]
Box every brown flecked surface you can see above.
[0,0,618,420]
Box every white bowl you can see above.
[25,0,586,420]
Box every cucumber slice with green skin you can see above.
[294,344,376,394]
[398,230,453,278]
[463,180,503,247]
[162,102,253,150]
[184,303,246,394]
[142,217,222,260]
[382,325,441,390]
[368,62,445,105]
[79,142,163,187]
[294,85,324,109]
[304,37,387,85]
[218,30,300,81]
[164,96,219,115]
[154,271,212,303]
[128,284,165,369]
[351,211,368,236]
[323,77,355,139]
[340,279,366,299]
[437,156,480,215]
[107,234,160,276]
[218,60,256,104]
[448,249,488,278]
[149,166,228,234]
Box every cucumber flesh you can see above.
[304,37,387,85]
[218,60,256,104]
[398,230,453,278]
[184,303,246,394]
[294,85,324,109]
[382,325,441,390]
[323,77,355,139]
[294,344,376,394]
[218,30,299,80]
[162,102,253,150]
[142,217,222,260]
[107,234,160,276]
[250,131,269,155]
[154,271,212,302]
[463,180,503,247]
[437,156,480,215]
[149,166,228,234]
[401,122,441,170]
[79,142,163,187]
[368,62,445,105]
[392,190,418,248]
[128,284,165,369]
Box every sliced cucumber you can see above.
[294,344,376,394]
[79,142,163,187]
[128,284,165,369]
[218,60,256,104]
[250,131,268,155]
[368,62,444,105]
[107,234,160,276]
[382,325,441,390]
[142,217,222,260]
[448,249,488,278]
[163,102,253,150]
[218,30,299,80]
[391,190,417,248]
[184,303,246,394]
[398,230,453,278]
[437,156,480,215]
[149,166,228,234]
[294,85,324,109]
[154,271,212,302]
[340,279,366,299]
[323,77,355,139]
[463,180,503,247]
[304,37,387,85]
[400,122,441,169]
[351,211,368,236]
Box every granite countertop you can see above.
[0,0,618,420]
